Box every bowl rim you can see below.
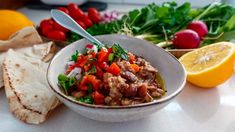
[47,34,186,109]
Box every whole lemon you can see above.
[0,10,34,40]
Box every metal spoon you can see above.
[51,9,104,46]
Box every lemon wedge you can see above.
[179,42,235,88]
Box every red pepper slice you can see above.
[92,91,105,105]
[108,62,121,75]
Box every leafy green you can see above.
[67,2,235,49]
[71,50,79,62]
[112,43,129,60]
[79,96,93,104]
[58,74,76,95]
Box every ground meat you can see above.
[120,71,138,82]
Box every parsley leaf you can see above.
[71,50,79,62]
[87,84,93,94]
[58,74,76,95]
[79,96,93,104]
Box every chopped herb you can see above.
[71,50,79,62]
[79,96,93,104]
[87,65,97,75]
[87,84,93,94]
[58,74,76,95]
[108,53,115,62]
[112,43,129,60]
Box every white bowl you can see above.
[47,34,186,122]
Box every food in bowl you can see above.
[58,43,166,106]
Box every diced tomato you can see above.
[131,64,140,72]
[92,91,105,105]
[95,65,104,79]
[82,17,93,28]
[108,48,113,53]
[87,75,101,91]
[78,75,101,91]
[84,63,92,72]
[128,52,136,64]
[66,63,80,74]
[98,48,108,62]
[108,62,121,75]
[98,62,110,71]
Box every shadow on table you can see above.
[176,82,220,123]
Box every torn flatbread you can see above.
[0,26,43,51]
[3,50,60,124]
[0,41,56,88]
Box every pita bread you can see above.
[0,42,57,88]
[3,50,60,124]
[0,26,43,51]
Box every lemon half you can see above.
[179,42,235,88]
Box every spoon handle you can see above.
[51,9,104,46]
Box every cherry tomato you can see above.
[88,13,101,24]
[47,30,66,41]
[41,24,54,36]
[57,7,69,14]
[70,8,85,20]
[76,20,86,29]
[82,17,93,28]
[88,8,99,16]
[40,19,54,28]
[67,3,78,12]
[92,91,105,105]
[53,22,69,33]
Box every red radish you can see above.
[41,24,54,36]
[54,22,69,32]
[172,29,200,49]
[187,21,208,39]
[57,7,69,14]
[47,30,66,41]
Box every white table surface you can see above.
[1,4,235,132]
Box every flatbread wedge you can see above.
[0,41,56,88]
[3,50,60,124]
[0,26,43,51]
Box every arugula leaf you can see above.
[79,96,93,104]
[112,43,129,60]
[71,50,79,62]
